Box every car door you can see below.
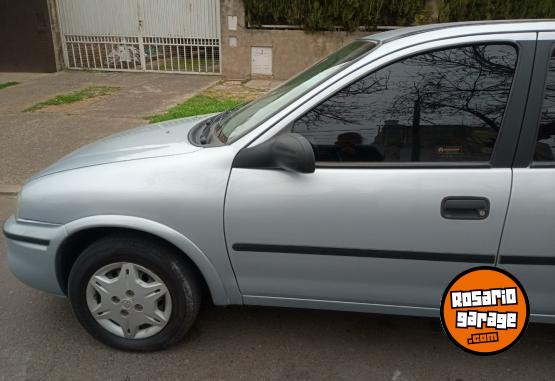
[225,34,535,313]
[498,32,555,320]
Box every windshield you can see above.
[214,40,378,144]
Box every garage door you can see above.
[56,0,221,74]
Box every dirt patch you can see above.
[37,94,110,114]
[202,79,281,102]
[24,86,120,113]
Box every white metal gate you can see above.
[56,0,221,74]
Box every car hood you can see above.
[31,114,213,180]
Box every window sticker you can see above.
[440,267,529,355]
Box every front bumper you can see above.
[3,215,67,295]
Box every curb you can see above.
[0,185,21,196]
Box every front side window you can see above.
[292,44,518,163]
[533,48,555,162]
[214,40,377,144]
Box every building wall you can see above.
[45,0,376,79]
[46,0,64,71]
[0,0,58,72]
[220,0,372,80]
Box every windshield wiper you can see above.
[199,107,244,145]
[212,104,250,141]
[198,112,229,145]
[198,121,212,145]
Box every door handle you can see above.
[441,197,490,220]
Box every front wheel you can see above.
[68,234,201,351]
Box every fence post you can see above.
[54,0,70,69]
[137,1,147,71]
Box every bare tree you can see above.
[389,45,516,132]
[293,44,518,162]
[294,72,390,130]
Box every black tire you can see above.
[68,233,201,351]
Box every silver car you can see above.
[4,20,555,351]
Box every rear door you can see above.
[226,34,536,312]
[499,32,555,320]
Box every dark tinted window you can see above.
[534,49,555,162]
[216,40,377,144]
[292,44,518,163]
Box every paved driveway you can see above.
[0,71,216,186]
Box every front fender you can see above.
[64,215,240,305]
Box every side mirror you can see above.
[233,133,316,173]
[271,133,315,173]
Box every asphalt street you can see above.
[1,196,555,380]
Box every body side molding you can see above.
[233,243,495,264]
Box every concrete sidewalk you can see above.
[0,71,218,186]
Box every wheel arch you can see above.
[57,215,231,305]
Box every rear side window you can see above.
[533,49,555,162]
[292,44,518,164]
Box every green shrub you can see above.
[439,0,555,21]
[243,0,427,31]
[243,0,555,30]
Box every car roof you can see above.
[362,20,555,43]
